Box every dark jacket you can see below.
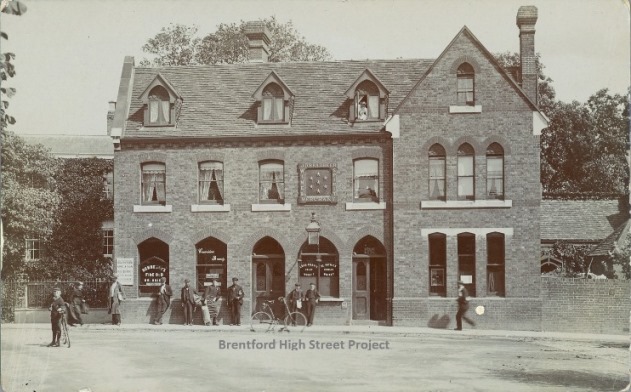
[158,283,173,307]
[305,288,321,302]
[203,285,220,302]
[227,284,244,305]
[181,286,197,304]
[287,288,304,304]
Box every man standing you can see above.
[304,282,320,327]
[48,287,66,347]
[203,279,220,326]
[454,280,475,331]
[181,279,197,326]
[287,283,304,326]
[108,273,124,326]
[155,277,172,325]
[227,277,244,326]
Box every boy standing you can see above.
[48,287,66,347]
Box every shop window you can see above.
[138,238,169,296]
[261,83,285,123]
[259,160,284,204]
[354,80,380,121]
[487,232,505,297]
[102,229,114,257]
[196,237,227,293]
[429,144,446,200]
[486,143,504,200]
[299,237,339,297]
[457,63,475,106]
[457,143,475,200]
[457,233,476,296]
[353,158,379,202]
[141,162,166,205]
[25,238,41,261]
[199,161,224,204]
[428,233,446,297]
[147,86,171,125]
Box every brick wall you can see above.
[541,277,630,334]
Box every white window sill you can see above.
[345,202,387,210]
[449,105,482,113]
[318,297,345,302]
[191,204,231,212]
[133,205,173,213]
[251,203,292,212]
[420,200,512,209]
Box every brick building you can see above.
[108,6,548,327]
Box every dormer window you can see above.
[457,63,475,106]
[355,81,380,121]
[148,86,171,125]
[261,83,285,123]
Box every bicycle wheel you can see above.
[250,312,273,333]
[61,318,71,348]
[284,312,307,333]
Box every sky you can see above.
[1,0,629,136]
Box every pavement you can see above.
[2,322,628,345]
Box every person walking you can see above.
[108,273,125,326]
[226,277,244,326]
[47,287,66,347]
[454,280,475,331]
[68,282,85,326]
[287,283,304,326]
[304,282,320,327]
[155,277,172,325]
[203,279,220,326]
[181,279,197,326]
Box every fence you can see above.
[2,279,110,311]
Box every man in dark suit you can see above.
[287,283,304,326]
[155,276,172,325]
[227,277,244,326]
[454,280,475,331]
[304,282,321,326]
[181,279,197,326]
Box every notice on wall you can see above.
[116,258,134,285]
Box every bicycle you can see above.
[250,297,307,333]
[60,310,71,348]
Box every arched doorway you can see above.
[297,237,339,297]
[196,237,228,293]
[251,237,285,313]
[352,236,386,321]
[138,237,169,296]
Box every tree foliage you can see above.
[0,0,27,128]
[1,128,60,278]
[140,16,331,66]
[610,231,631,279]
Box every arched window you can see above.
[138,237,169,296]
[457,232,476,297]
[298,237,339,297]
[196,237,227,293]
[429,233,446,297]
[261,83,284,122]
[487,232,505,297]
[141,162,166,204]
[147,86,171,125]
[259,160,284,204]
[457,63,475,106]
[457,143,475,200]
[355,80,380,120]
[199,161,224,204]
[486,143,504,199]
[429,144,446,200]
[353,158,379,202]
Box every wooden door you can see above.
[370,258,387,320]
[352,259,370,319]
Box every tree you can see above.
[140,16,331,66]
[1,129,61,278]
[542,89,629,195]
[1,0,27,128]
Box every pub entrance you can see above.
[251,237,285,313]
[352,236,387,321]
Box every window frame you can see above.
[198,161,225,205]
[428,233,447,297]
[457,144,475,201]
[25,238,41,261]
[457,232,476,297]
[353,158,379,203]
[102,229,114,257]
[102,171,114,200]
[486,232,505,297]
[146,86,172,126]
[354,80,381,121]
[457,63,475,106]
[486,143,505,200]
[428,144,446,201]
[141,162,166,205]
[259,160,285,204]
[260,83,285,124]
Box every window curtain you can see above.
[367,95,379,118]
[143,170,165,202]
[263,98,272,120]
[161,101,170,123]
[487,157,503,197]
[457,156,474,197]
[429,158,445,199]
[354,160,378,201]
[207,169,223,202]
[260,165,284,201]
[199,169,212,201]
[149,101,159,123]
[274,97,284,121]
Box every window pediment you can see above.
[344,69,389,100]
[345,69,389,122]
[138,73,181,103]
[252,71,294,101]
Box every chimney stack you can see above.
[244,21,271,63]
[516,6,538,106]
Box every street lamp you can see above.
[306,212,321,246]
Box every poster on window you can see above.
[140,262,167,286]
[320,262,338,277]
[300,262,318,277]
[430,268,444,287]
[116,258,134,285]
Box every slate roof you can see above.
[540,200,629,242]
[123,59,434,138]
[22,134,114,158]
[589,220,630,257]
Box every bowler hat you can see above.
[295,283,301,287]
[184,279,190,283]
[232,277,238,282]
[53,287,61,292]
